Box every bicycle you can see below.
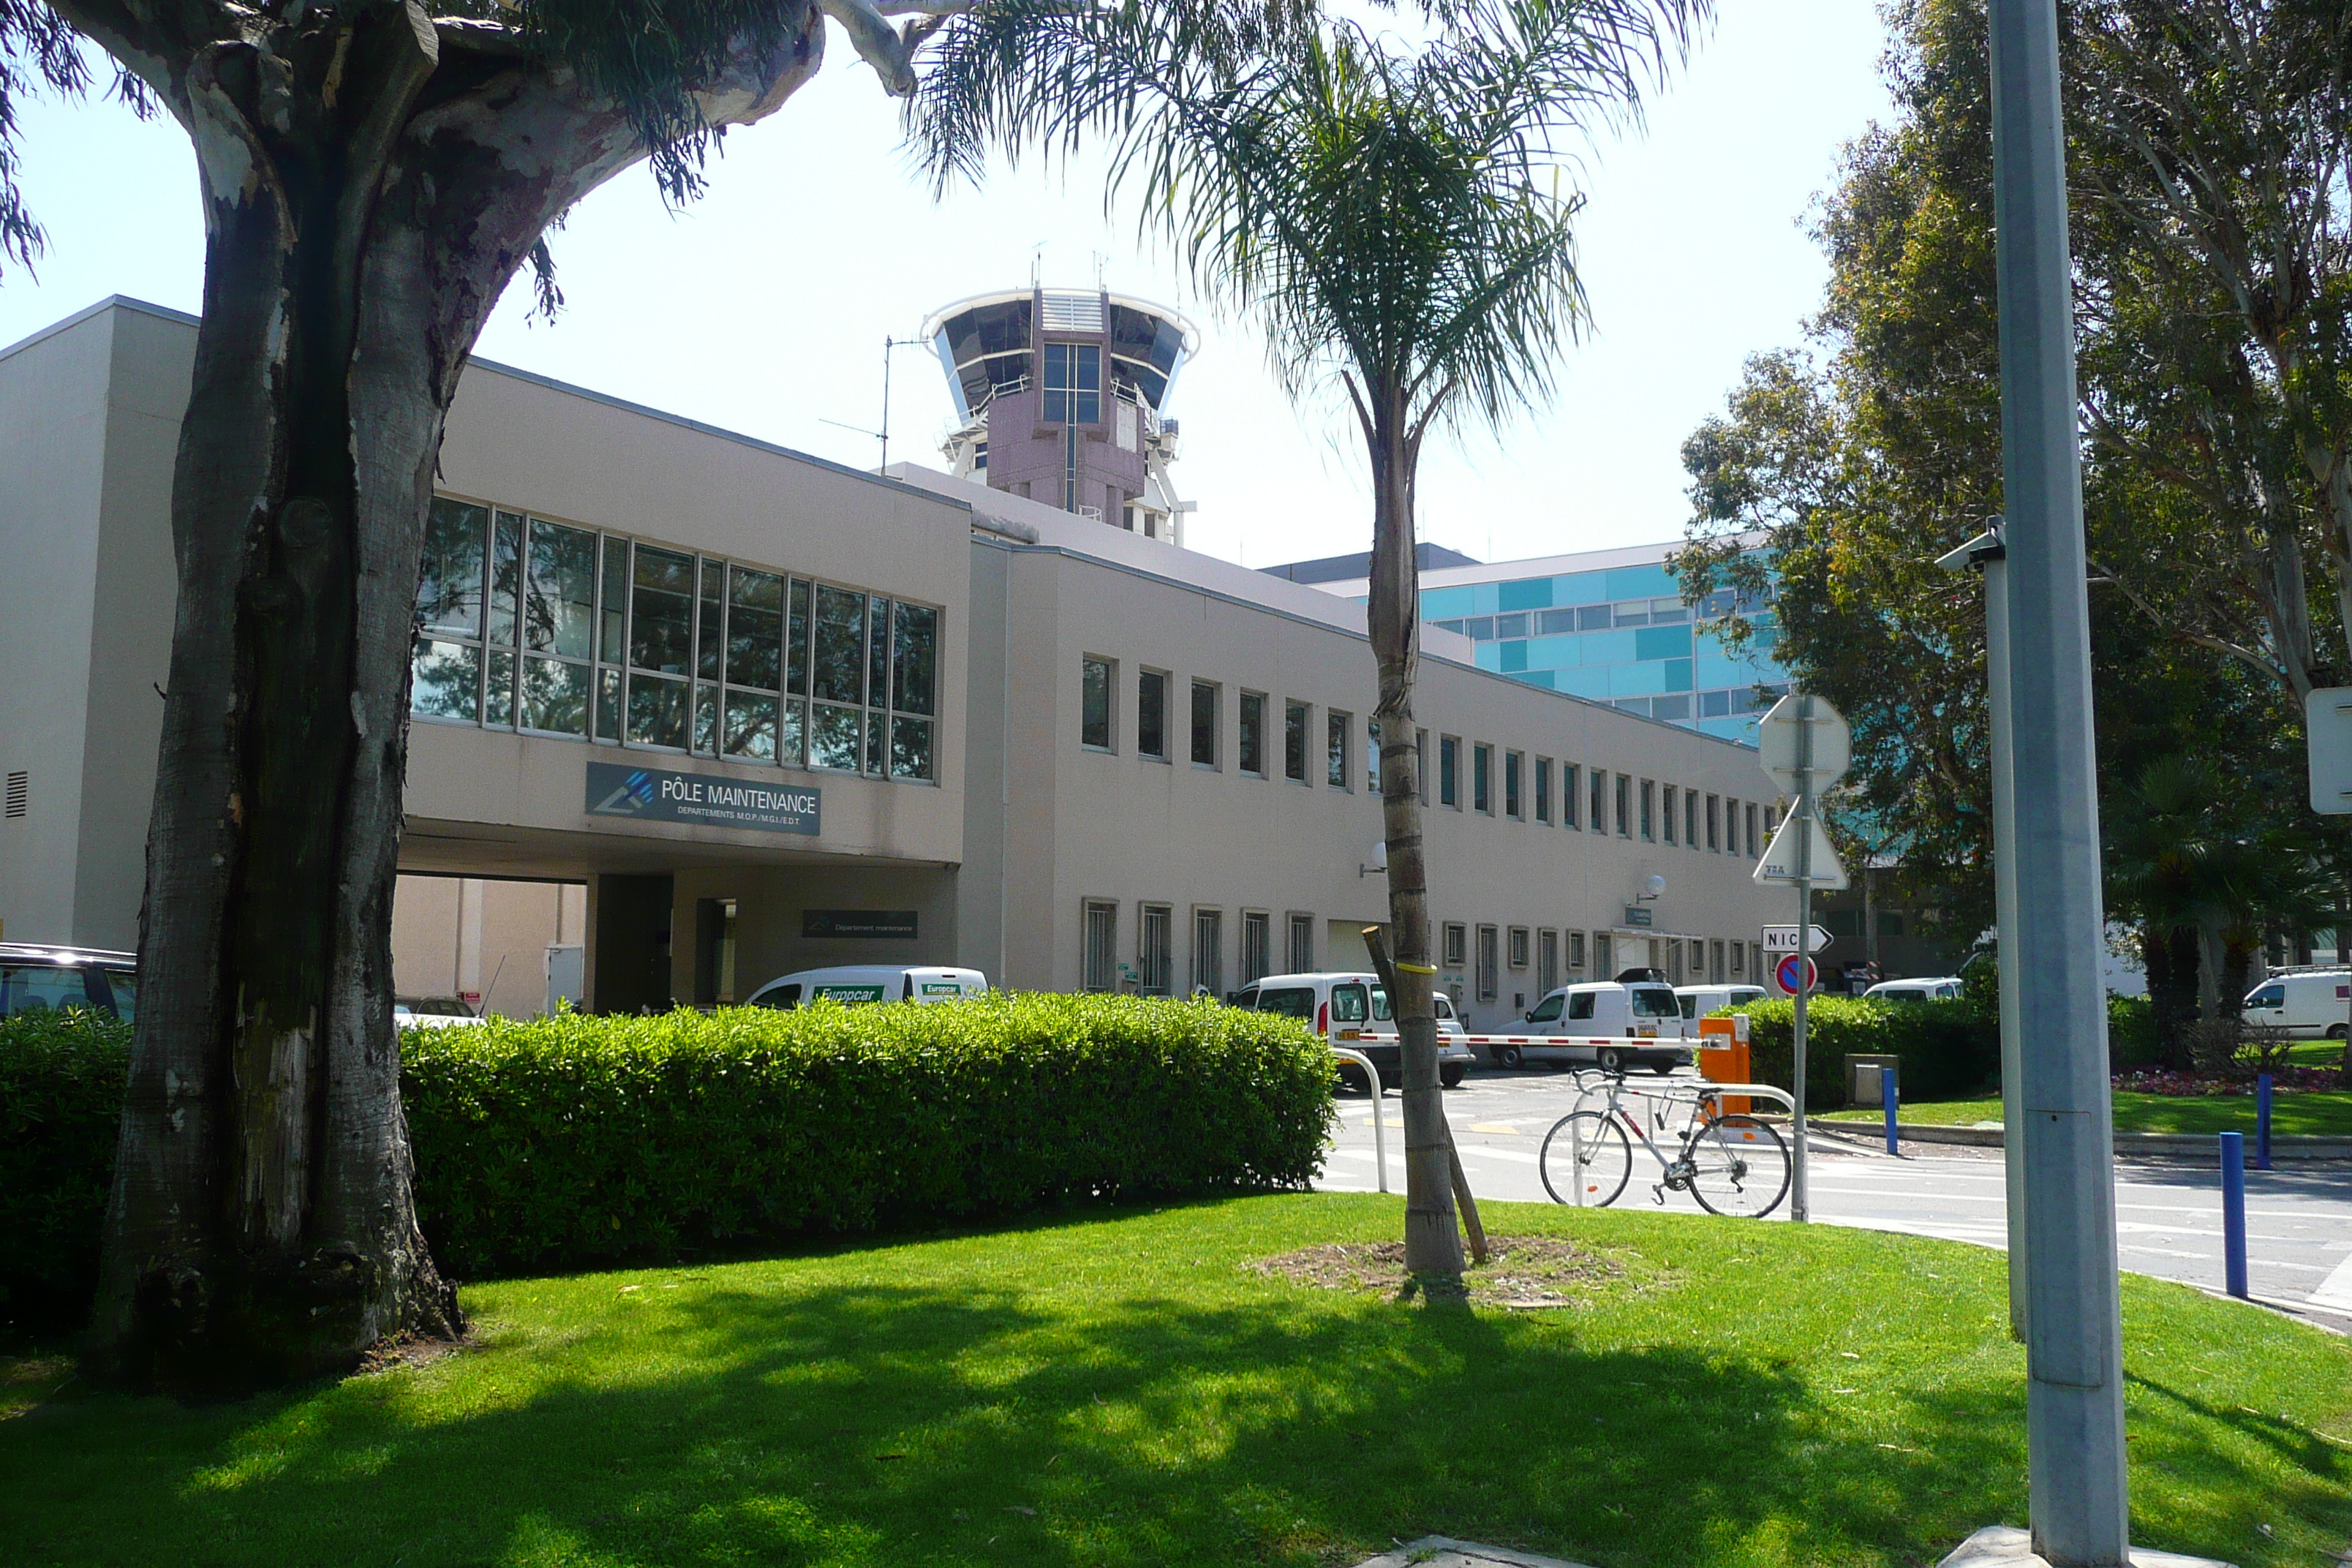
[1538,1068,1791,1218]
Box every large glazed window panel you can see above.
[419,499,486,637]
[1043,342,1103,423]
[488,511,523,647]
[892,603,938,716]
[1238,693,1266,775]
[1327,712,1350,789]
[1284,701,1308,783]
[521,655,590,736]
[1137,670,1167,759]
[724,690,780,761]
[1083,901,1118,992]
[1139,905,1173,995]
[890,715,935,780]
[524,519,597,659]
[1191,681,1218,766]
[812,704,863,771]
[698,559,725,682]
[725,567,784,691]
[630,546,695,674]
[627,674,689,749]
[412,639,480,722]
[810,585,867,705]
[1241,911,1271,984]
[787,578,812,696]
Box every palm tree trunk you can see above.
[1361,388,1462,1281]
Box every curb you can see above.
[1812,1119,2352,1160]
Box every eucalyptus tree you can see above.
[0,0,960,1392]
[914,0,1703,1279]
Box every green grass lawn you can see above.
[1825,1090,2352,1136]
[3,1194,2347,1568]
[2285,1039,2348,1068]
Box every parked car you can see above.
[1675,984,1768,1022]
[2242,970,2352,1039]
[745,965,989,1009]
[1862,976,1964,1003]
[0,942,137,1021]
[1495,979,1692,1074]
[393,995,488,1028]
[1232,972,1474,1091]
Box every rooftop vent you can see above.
[5,771,25,819]
[1041,292,1105,333]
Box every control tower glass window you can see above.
[1043,343,1101,424]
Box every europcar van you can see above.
[745,966,989,1009]
[2242,970,2352,1039]
[1498,980,1692,1074]
[1232,972,1474,1090]
[1863,976,1965,1003]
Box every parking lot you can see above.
[1319,1065,2352,1331]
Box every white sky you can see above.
[0,0,1889,569]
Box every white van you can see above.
[1863,976,1965,1003]
[1232,972,1475,1090]
[1676,984,1768,1022]
[2242,970,2352,1039]
[1497,980,1692,1074]
[745,965,989,1009]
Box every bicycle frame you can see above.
[1564,1070,1714,1205]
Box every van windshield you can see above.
[1630,987,1680,1019]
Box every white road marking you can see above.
[2312,1249,2352,1313]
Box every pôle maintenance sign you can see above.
[585,761,820,835]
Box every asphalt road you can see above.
[1317,1066,2352,1332]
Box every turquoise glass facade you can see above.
[1418,560,1787,744]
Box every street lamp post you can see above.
[1986,0,2131,1558]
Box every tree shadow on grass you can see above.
[2,1211,2344,1568]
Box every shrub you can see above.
[0,1011,131,1337]
[1716,995,1998,1109]
[405,993,1335,1276]
[1,995,1335,1324]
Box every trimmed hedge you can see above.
[0,994,1333,1330]
[403,994,1335,1277]
[1718,995,1999,1109]
[0,1011,131,1335]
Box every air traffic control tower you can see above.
[924,287,1199,545]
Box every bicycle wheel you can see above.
[1539,1111,1633,1207]
[1684,1114,1790,1218]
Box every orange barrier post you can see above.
[1697,1013,1752,1115]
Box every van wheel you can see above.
[1597,1046,1624,1073]
[2330,1023,2349,1040]
[1495,1042,1526,1070]
[1441,1065,1466,1089]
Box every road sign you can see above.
[1754,812,1850,889]
[2308,687,2352,815]
[1757,694,1851,796]
[1775,953,1818,995]
[1763,924,1833,954]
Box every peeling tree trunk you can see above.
[70,0,822,1394]
[1360,384,1463,1282]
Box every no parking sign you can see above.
[1774,952,1817,995]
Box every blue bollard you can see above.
[1885,1062,1900,1156]
[2255,1072,2272,1171]
[2219,1131,2248,1300]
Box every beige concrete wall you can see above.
[0,306,113,946]
[391,873,586,1017]
[995,543,1789,1031]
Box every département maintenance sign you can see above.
[586,761,821,835]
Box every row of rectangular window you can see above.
[1080,902,1316,995]
[1440,922,1763,1001]
[412,497,941,781]
[1079,656,1780,848]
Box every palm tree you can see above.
[915,0,1706,1278]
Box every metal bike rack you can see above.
[1330,1045,1388,1194]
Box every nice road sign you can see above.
[1764,924,1833,955]
[1776,953,1820,995]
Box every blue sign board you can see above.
[585,761,820,835]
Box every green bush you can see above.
[0,1011,132,1336]
[1714,995,1999,1109]
[0,995,1334,1324]
[2106,994,2163,1070]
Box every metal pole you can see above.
[1791,696,1814,1224]
[2219,1131,2248,1300]
[1988,0,2131,1556]
[1885,1062,1900,1156]
[1986,549,2030,1342]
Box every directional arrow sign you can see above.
[2307,686,2352,815]
[1763,924,1834,954]
[1757,693,1851,797]
[1754,812,1850,890]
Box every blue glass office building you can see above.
[1268,542,1788,745]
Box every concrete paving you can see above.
[1316,1067,2352,1332]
